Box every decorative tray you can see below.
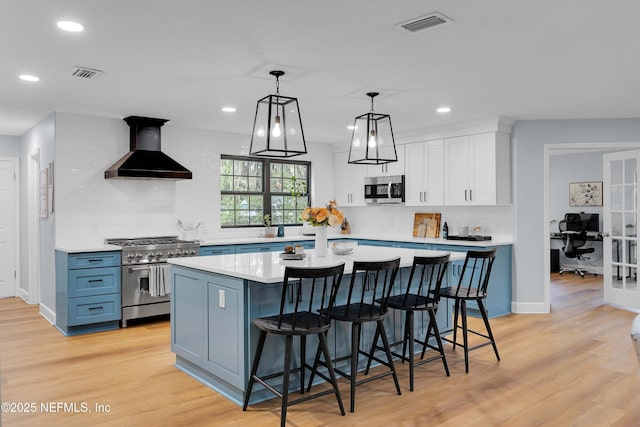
[278,252,307,260]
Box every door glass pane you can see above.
[611,186,623,211]
[612,212,623,237]
[624,158,636,184]
[625,185,635,211]
[611,160,623,185]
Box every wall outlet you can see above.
[218,289,225,309]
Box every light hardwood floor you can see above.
[1,274,639,426]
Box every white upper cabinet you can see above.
[444,132,511,206]
[405,140,444,206]
[334,151,367,206]
[366,145,405,176]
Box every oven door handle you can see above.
[128,266,152,272]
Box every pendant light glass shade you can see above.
[250,70,307,158]
[348,92,397,165]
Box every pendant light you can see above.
[348,92,397,165]
[250,70,307,157]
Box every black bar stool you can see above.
[308,257,402,413]
[242,263,346,427]
[369,253,450,391]
[439,248,500,373]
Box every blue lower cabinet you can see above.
[199,245,236,256]
[357,239,397,247]
[396,242,433,250]
[55,250,122,336]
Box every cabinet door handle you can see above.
[465,190,468,201]
[469,189,473,201]
[424,191,427,202]
[419,192,423,202]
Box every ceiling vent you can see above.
[397,12,453,33]
[70,66,103,79]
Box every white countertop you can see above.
[55,232,511,253]
[168,245,467,283]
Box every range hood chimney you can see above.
[104,116,192,180]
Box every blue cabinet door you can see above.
[236,242,284,253]
[357,239,397,247]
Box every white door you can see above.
[0,159,17,298]
[603,150,640,308]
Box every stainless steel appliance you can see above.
[364,175,405,204]
[105,236,200,327]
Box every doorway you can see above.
[544,142,640,311]
[0,157,19,298]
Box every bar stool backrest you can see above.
[340,257,401,318]
[278,263,345,330]
[401,253,450,306]
[455,248,497,297]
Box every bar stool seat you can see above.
[243,263,346,427]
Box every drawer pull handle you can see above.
[88,279,104,286]
[88,259,102,263]
[88,306,104,311]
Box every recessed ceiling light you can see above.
[347,125,356,130]
[221,106,236,113]
[437,106,451,113]
[57,20,84,32]
[19,74,40,82]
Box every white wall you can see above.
[512,118,640,308]
[54,112,335,247]
[0,135,21,157]
[19,114,56,313]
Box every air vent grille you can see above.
[397,12,452,33]
[70,66,103,79]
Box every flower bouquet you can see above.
[301,200,344,256]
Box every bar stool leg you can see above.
[427,310,450,376]
[281,335,293,427]
[364,324,381,375]
[408,311,415,392]
[478,299,500,361]
[452,299,460,350]
[318,331,346,415]
[377,320,402,396]
[350,322,361,413]
[300,335,306,394]
[461,300,469,374]
[243,330,267,411]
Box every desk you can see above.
[550,233,602,274]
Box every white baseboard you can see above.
[19,288,30,303]
[39,303,55,325]
[512,301,549,314]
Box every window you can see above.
[220,155,310,228]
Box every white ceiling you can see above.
[3,0,640,143]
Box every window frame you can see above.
[220,155,311,228]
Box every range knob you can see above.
[135,253,143,260]
[126,253,135,260]
[148,252,156,260]
[190,250,196,255]
[168,251,175,257]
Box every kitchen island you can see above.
[168,246,466,406]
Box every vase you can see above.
[315,226,328,256]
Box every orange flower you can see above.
[315,208,328,223]
[302,201,345,227]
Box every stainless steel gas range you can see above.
[105,236,200,327]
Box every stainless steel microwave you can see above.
[364,175,405,204]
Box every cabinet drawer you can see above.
[236,243,283,253]
[68,251,121,269]
[68,294,121,326]
[200,245,235,256]
[68,267,121,297]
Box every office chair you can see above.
[558,219,595,277]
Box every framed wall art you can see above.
[569,181,602,207]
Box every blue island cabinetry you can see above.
[169,247,469,406]
[55,250,122,336]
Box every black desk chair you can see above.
[243,263,346,427]
[439,248,500,373]
[370,253,451,391]
[308,257,402,413]
[558,219,595,277]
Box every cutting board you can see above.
[413,213,441,238]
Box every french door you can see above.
[603,150,640,308]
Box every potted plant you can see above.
[263,214,276,238]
